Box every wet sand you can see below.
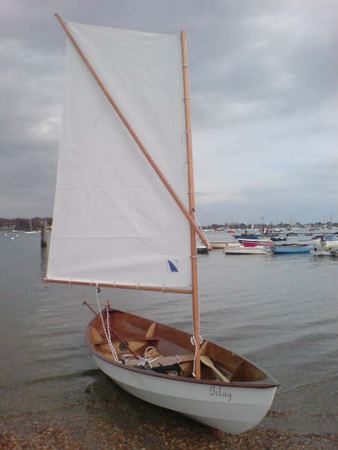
[0,370,337,450]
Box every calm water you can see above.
[0,231,337,434]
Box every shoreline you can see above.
[0,372,337,450]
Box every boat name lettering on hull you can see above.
[209,386,232,401]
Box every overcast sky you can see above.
[1,0,337,224]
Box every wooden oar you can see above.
[200,355,230,383]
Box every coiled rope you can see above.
[136,346,160,369]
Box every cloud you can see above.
[0,37,61,216]
[0,0,337,222]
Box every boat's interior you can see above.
[88,308,272,384]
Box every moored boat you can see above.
[238,238,273,248]
[272,243,312,254]
[312,246,337,257]
[224,245,271,255]
[211,241,229,249]
[197,244,209,254]
[234,233,260,240]
[321,234,338,250]
[270,236,287,242]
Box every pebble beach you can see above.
[1,370,337,450]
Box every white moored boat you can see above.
[46,15,278,435]
[224,245,271,255]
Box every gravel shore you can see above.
[0,371,337,450]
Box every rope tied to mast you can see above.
[190,334,203,378]
[95,284,120,363]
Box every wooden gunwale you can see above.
[86,310,279,389]
[54,13,210,250]
[90,348,278,389]
[45,278,192,294]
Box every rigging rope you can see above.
[95,284,120,363]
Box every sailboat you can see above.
[24,218,39,234]
[46,15,278,434]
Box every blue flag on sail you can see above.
[167,259,179,272]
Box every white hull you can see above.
[224,246,270,255]
[211,242,228,249]
[93,355,277,434]
[323,240,338,250]
[312,247,337,257]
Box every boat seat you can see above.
[93,335,160,346]
[109,336,161,343]
[230,360,245,382]
[90,326,104,345]
[145,322,157,338]
[96,338,164,360]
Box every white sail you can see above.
[47,22,192,290]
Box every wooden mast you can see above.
[181,31,201,379]
[54,14,210,250]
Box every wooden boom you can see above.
[45,278,192,295]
